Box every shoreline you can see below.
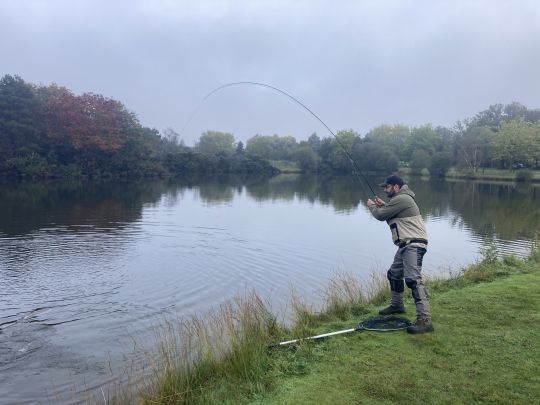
[108,247,540,403]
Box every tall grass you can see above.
[133,292,281,404]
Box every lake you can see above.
[0,174,538,403]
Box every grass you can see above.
[269,160,301,173]
[443,167,540,182]
[399,166,540,183]
[108,247,540,404]
[262,263,540,404]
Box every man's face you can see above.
[384,184,399,197]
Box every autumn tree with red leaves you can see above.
[37,84,140,153]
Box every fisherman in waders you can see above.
[367,175,434,334]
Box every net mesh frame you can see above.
[356,315,412,332]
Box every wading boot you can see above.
[407,318,434,334]
[378,304,406,315]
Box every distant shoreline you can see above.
[398,166,540,184]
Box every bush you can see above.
[515,169,533,182]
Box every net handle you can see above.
[270,316,411,347]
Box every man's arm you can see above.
[368,196,409,221]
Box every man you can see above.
[367,175,434,334]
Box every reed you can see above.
[101,271,388,403]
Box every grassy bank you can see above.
[399,166,540,183]
[268,165,540,183]
[115,248,540,404]
[262,261,540,404]
[269,160,301,173]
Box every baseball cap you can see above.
[379,175,404,187]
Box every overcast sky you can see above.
[2,0,539,145]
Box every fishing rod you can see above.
[182,81,378,197]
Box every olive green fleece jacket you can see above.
[368,185,428,247]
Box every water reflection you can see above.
[407,178,540,240]
[0,181,168,237]
[1,175,538,242]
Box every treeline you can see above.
[0,75,276,180]
[2,74,540,180]
[196,106,540,177]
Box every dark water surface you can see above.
[1,175,538,403]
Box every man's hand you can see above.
[368,197,385,208]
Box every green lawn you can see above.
[256,271,540,404]
[269,160,301,173]
[399,166,540,182]
[446,167,540,181]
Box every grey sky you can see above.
[2,0,539,145]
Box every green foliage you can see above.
[196,131,235,155]
[307,133,321,150]
[246,134,297,161]
[515,169,534,182]
[471,102,540,129]
[2,74,540,179]
[410,149,431,174]
[429,151,452,177]
[3,153,49,179]
[403,125,440,162]
[365,123,410,152]
[491,119,539,168]
[0,74,40,160]
[328,130,359,172]
[288,144,319,172]
[351,141,399,172]
[455,126,495,172]
[163,150,277,176]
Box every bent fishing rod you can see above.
[182,81,377,197]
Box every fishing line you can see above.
[182,81,377,196]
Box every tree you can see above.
[162,127,182,145]
[533,123,540,168]
[235,140,244,154]
[456,126,494,172]
[491,119,538,168]
[402,125,440,162]
[273,135,297,160]
[365,124,410,155]
[470,102,540,130]
[245,134,297,160]
[37,85,139,154]
[318,137,333,161]
[352,140,398,172]
[196,131,235,155]
[289,143,320,172]
[307,132,321,150]
[429,151,452,177]
[471,104,504,130]
[329,129,360,172]
[0,75,40,160]
[246,134,274,158]
[410,149,431,174]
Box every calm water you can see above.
[1,175,538,403]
